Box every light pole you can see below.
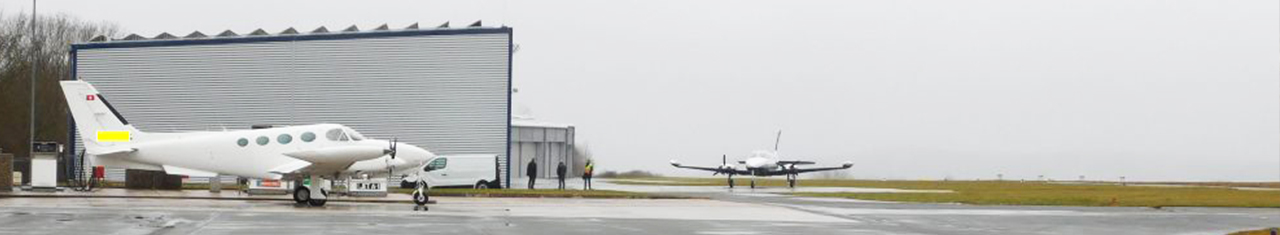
[28,0,37,184]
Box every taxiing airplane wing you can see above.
[670,161,751,175]
[792,162,855,174]
[776,160,815,166]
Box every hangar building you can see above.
[68,23,518,187]
[510,116,577,178]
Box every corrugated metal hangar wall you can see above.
[68,26,513,187]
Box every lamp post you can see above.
[28,0,37,184]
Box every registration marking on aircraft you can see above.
[96,131,131,142]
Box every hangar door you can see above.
[69,28,513,185]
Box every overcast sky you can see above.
[4,0,1277,181]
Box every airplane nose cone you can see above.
[399,144,434,163]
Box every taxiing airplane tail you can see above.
[61,80,143,155]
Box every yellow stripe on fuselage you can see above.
[97,131,130,142]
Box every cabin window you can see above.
[424,158,447,172]
[237,138,248,147]
[256,136,269,146]
[301,132,316,142]
[278,134,293,144]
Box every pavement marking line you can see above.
[188,211,222,234]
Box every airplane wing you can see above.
[163,165,219,178]
[268,159,313,176]
[670,161,751,175]
[776,160,815,166]
[792,162,854,174]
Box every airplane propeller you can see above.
[713,154,728,176]
[388,137,398,159]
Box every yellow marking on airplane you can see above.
[96,131,130,142]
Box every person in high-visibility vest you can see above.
[582,159,594,190]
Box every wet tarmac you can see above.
[0,179,1275,234]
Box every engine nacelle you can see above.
[285,146,389,163]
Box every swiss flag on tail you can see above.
[86,95,95,101]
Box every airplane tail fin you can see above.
[774,130,782,152]
[61,80,143,154]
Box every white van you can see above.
[403,154,501,189]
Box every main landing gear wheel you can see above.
[727,178,735,189]
[475,181,489,189]
[412,182,430,206]
[307,197,327,206]
[788,179,796,188]
[307,187,327,206]
[293,186,310,204]
[750,180,756,189]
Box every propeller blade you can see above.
[389,137,398,159]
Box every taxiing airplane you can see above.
[670,131,853,188]
[62,80,436,206]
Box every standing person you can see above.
[582,159,594,190]
[556,161,567,190]
[526,160,538,189]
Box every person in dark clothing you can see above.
[526,160,538,189]
[556,161,568,190]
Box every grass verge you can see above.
[1229,227,1279,235]
[608,177,1280,208]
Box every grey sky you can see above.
[5,0,1278,181]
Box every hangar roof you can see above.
[77,21,503,48]
[512,116,573,129]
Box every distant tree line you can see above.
[597,170,662,178]
[0,11,119,159]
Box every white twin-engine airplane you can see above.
[62,80,435,206]
[670,131,853,188]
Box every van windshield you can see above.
[424,158,447,172]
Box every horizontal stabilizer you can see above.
[88,145,136,157]
[163,165,219,177]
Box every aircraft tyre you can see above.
[728,178,735,188]
[413,182,430,206]
[305,187,328,206]
[293,186,310,204]
[750,180,756,189]
[475,180,489,189]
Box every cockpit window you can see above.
[325,128,344,141]
[344,128,365,141]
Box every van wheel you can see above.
[474,181,489,189]
[293,186,310,204]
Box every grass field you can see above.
[606,177,1280,208]
[1229,228,1280,235]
